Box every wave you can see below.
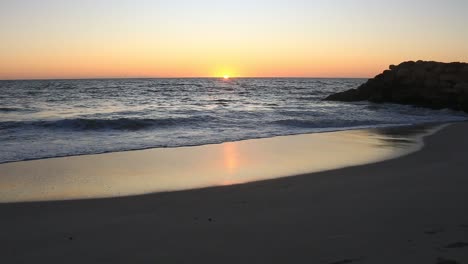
[0,107,32,112]
[273,119,387,128]
[0,116,215,131]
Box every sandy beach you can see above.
[1,123,468,263]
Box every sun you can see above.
[223,75,230,80]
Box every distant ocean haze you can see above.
[0,78,467,163]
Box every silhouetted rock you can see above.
[325,61,468,112]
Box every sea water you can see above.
[1,78,466,163]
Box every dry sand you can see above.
[1,123,468,263]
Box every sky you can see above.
[0,0,467,79]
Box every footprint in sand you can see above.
[328,257,362,264]
[436,257,460,264]
[444,241,468,249]
[424,228,445,235]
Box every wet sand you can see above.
[1,123,468,263]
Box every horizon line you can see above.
[0,76,371,81]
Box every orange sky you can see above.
[1,0,467,80]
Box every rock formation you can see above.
[325,61,468,112]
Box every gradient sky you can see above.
[1,0,467,79]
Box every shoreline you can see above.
[1,122,468,263]
[0,120,460,166]
[0,122,442,203]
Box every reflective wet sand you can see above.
[0,125,440,203]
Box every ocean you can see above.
[1,78,467,164]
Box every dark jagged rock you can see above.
[325,61,468,112]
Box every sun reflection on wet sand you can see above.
[219,142,243,186]
[223,143,239,174]
[0,126,437,203]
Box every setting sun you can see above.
[223,75,230,80]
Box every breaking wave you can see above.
[0,116,216,131]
